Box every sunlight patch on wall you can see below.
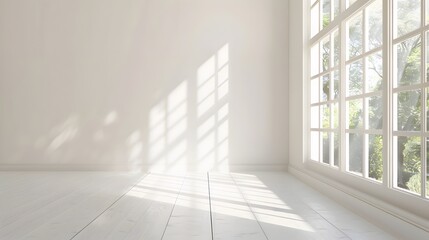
[47,116,79,152]
[148,81,188,172]
[127,130,143,170]
[104,111,118,126]
[197,44,230,171]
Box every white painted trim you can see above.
[0,164,144,172]
[0,164,288,172]
[288,165,429,236]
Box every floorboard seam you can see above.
[160,174,186,240]
[207,172,214,240]
[309,208,352,240]
[230,173,270,240]
[68,173,148,240]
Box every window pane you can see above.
[322,0,331,28]
[311,131,320,161]
[334,0,340,18]
[395,0,421,38]
[311,3,320,38]
[348,99,363,129]
[333,70,340,99]
[332,102,339,128]
[311,78,320,104]
[396,35,422,87]
[427,0,429,25]
[322,74,330,101]
[322,104,330,128]
[368,95,383,129]
[348,12,363,59]
[426,87,429,131]
[349,133,363,174]
[397,90,421,131]
[396,136,421,195]
[367,0,383,51]
[426,138,429,197]
[333,29,340,67]
[366,52,383,92]
[347,60,363,96]
[311,43,320,77]
[426,32,429,82]
[311,106,319,128]
[334,132,339,166]
[368,134,383,181]
[322,132,330,164]
[322,36,330,72]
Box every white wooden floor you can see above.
[0,171,403,240]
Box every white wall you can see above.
[0,0,289,171]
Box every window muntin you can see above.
[309,0,429,197]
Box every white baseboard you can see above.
[0,163,287,172]
[0,164,143,172]
[289,166,429,239]
[227,164,287,172]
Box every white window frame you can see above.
[308,0,428,199]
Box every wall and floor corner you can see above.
[0,0,289,172]
[287,0,429,237]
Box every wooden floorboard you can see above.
[73,173,183,240]
[0,172,142,240]
[162,173,211,240]
[0,171,416,240]
[210,173,267,240]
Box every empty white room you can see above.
[0,0,428,239]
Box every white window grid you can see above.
[308,0,429,198]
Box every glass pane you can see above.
[322,132,330,164]
[348,12,363,59]
[396,35,421,87]
[332,102,339,128]
[311,106,319,128]
[322,36,331,72]
[311,3,320,38]
[368,134,383,181]
[349,133,363,174]
[426,138,429,197]
[311,78,320,104]
[311,43,320,77]
[426,87,429,131]
[334,0,340,18]
[367,52,383,92]
[311,131,320,161]
[334,132,339,166]
[333,70,340,99]
[322,0,331,28]
[397,90,421,131]
[397,136,421,194]
[322,104,330,128]
[367,0,383,50]
[368,95,383,129]
[395,0,421,38]
[333,29,340,67]
[347,60,363,96]
[322,74,330,101]
[427,0,429,25]
[348,99,363,129]
[426,32,429,82]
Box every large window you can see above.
[310,0,429,198]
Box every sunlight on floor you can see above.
[127,172,315,233]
